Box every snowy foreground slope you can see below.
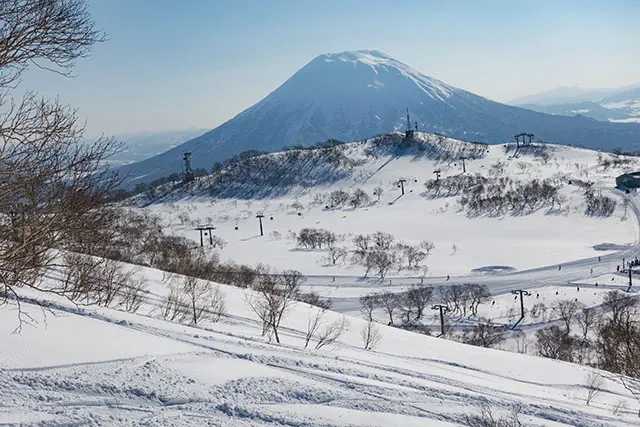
[2,269,640,426]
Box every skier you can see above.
[446,275,450,281]
[577,286,580,292]
[590,268,593,275]
[558,264,561,271]
[617,265,620,272]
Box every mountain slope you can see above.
[117,50,640,187]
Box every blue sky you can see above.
[20,0,640,137]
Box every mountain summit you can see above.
[118,50,640,187]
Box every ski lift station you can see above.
[616,171,640,189]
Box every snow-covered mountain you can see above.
[117,50,640,187]
[513,85,640,123]
[508,86,621,106]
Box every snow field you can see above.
[3,267,640,426]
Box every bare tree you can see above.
[378,291,399,325]
[576,307,598,341]
[462,318,505,348]
[161,283,188,322]
[315,316,348,349]
[535,325,577,362]
[553,299,584,334]
[327,246,347,265]
[359,293,379,322]
[0,0,123,324]
[584,373,605,405]
[361,321,382,350]
[0,0,105,85]
[179,276,225,325]
[246,269,303,343]
[467,283,490,316]
[403,285,433,321]
[531,302,547,322]
[420,240,435,255]
[305,307,325,349]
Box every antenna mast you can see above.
[183,152,194,183]
[406,108,411,132]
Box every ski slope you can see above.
[2,269,640,426]
[146,134,640,308]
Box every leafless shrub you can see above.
[348,188,370,208]
[361,321,382,350]
[612,399,628,416]
[161,283,187,322]
[535,325,578,362]
[314,316,348,349]
[328,190,350,208]
[461,318,505,348]
[585,373,606,405]
[464,402,529,427]
[297,228,336,250]
[584,188,616,217]
[118,277,148,313]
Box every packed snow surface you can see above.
[2,273,640,426]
